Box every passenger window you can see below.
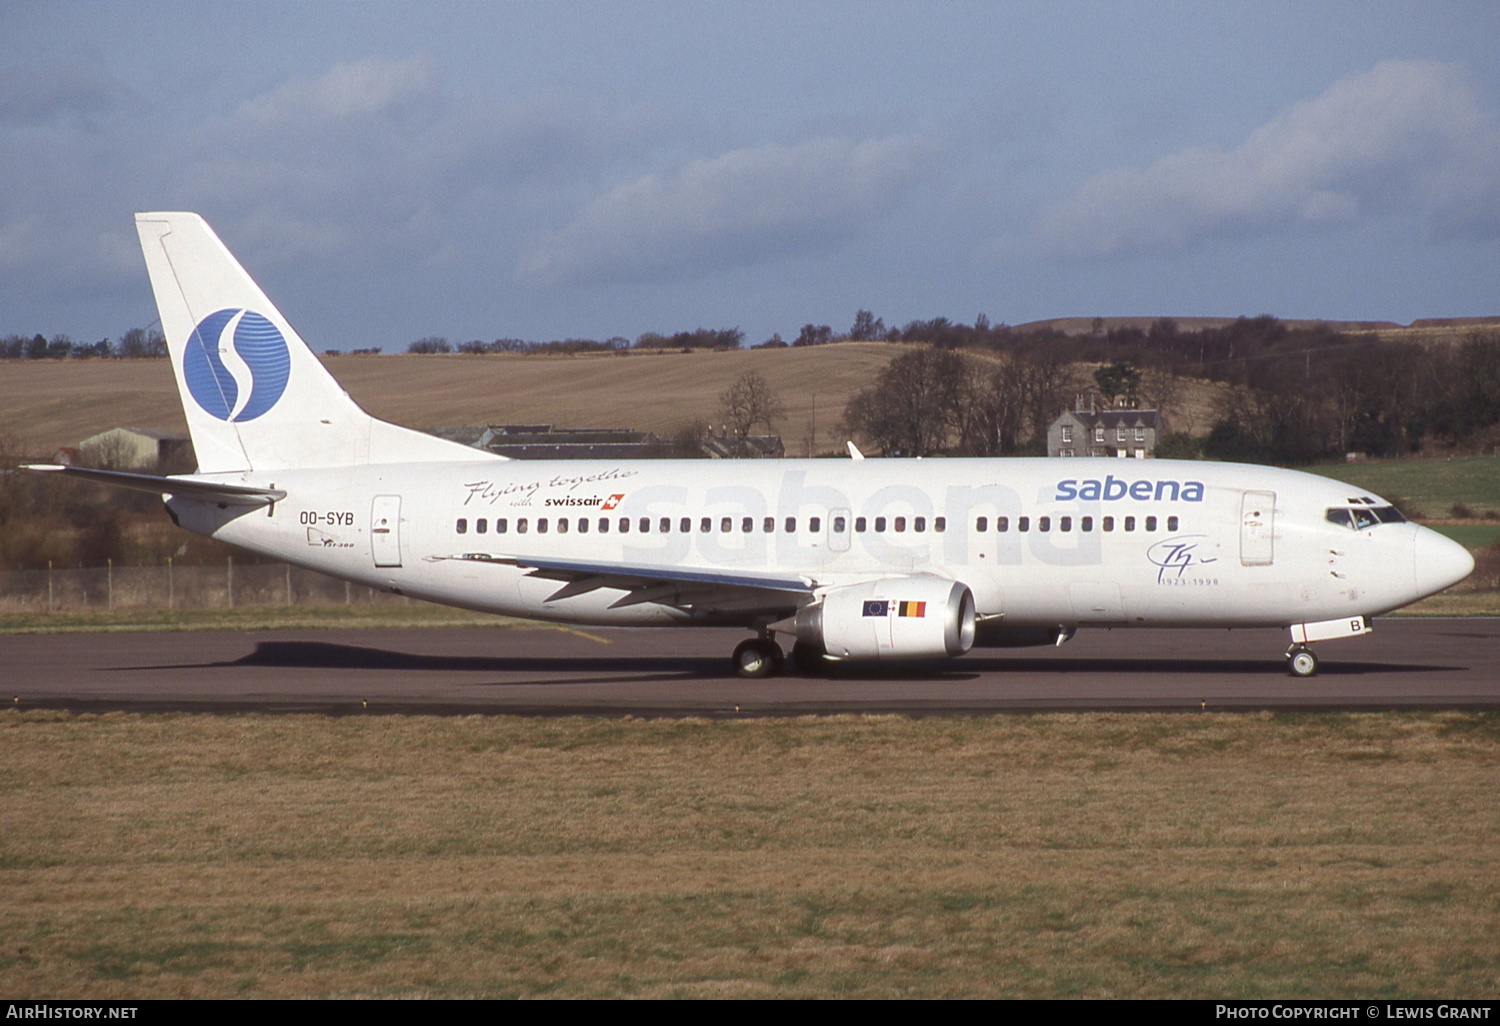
[660,517,671,533]
[1124,516,1135,532]
[721,517,732,533]
[557,519,569,534]
[810,516,821,532]
[785,517,796,533]
[975,516,988,532]
[1103,516,1114,532]
[700,518,711,533]
[1166,516,1178,531]
[684,518,694,533]
[833,516,847,533]
[914,517,926,532]
[517,518,528,534]
[1060,516,1072,532]
[742,517,752,533]
[855,517,867,532]
[1081,516,1093,532]
[538,518,549,534]
[577,518,588,534]
[619,517,629,533]
[598,518,608,533]
[935,517,945,532]
[997,516,1008,532]
[894,517,906,533]
[476,519,488,535]
[1145,516,1157,532]
[496,519,507,534]
[638,517,649,533]
[875,517,887,532]
[1038,516,1051,532]
[1018,516,1030,533]
[764,517,775,533]
[456,518,467,534]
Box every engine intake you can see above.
[795,578,976,661]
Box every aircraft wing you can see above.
[22,465,285,506]
[432,551,817,613]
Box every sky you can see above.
[2,0,1498,352]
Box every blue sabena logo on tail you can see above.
[183,309,291,421]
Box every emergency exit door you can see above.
[1240,490,1275,566]
[371,495,402,567]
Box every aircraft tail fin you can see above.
[134,212,496,473]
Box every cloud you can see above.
[234,56,437,126]
[0,61,129,128]
[174,56,652,265]
[519,135,940,286]
[1002,60,1500,260]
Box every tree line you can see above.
[0,328,166,359]
[830,314,1500,464]
[13,306,1500,465]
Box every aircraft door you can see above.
[829,508,852,553]
[1240,490,1275,566]
[371,494,403,567]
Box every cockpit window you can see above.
[1327,505,1406,530]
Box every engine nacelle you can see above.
[795,578,976,661]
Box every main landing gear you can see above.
[1286,644,1319,678]
[732,636,785,678]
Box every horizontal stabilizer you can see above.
[22,465,286,506]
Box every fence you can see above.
[0,559,416,613]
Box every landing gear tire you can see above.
[732,638,783,679]
[1287,646,1319,678]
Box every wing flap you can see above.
[427,551,816,613]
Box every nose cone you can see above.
[1412,527,1475,598]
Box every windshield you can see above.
[1326,505,1406,530]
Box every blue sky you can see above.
[3,1,1497,351]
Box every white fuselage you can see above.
[170,456,1470,633]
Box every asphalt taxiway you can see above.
[4,617,1498,716]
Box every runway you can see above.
[5,617,1498,716]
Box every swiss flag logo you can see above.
[601,493,625,510]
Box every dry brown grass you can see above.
[1,712,1496,998]
[0,345,903,460]
[2,344,1233,463]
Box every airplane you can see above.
[26,212,1475,679]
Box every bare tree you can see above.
[842,348,968,456]
[959,348,1076,455]
[718,371,785,441]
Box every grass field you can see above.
[1,711,1496,999]
[1308,456,1500,519]
[0,345,905,459]
[1427,524,1500,550]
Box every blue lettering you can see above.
[1053,478,1207,503]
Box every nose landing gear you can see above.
[1286,644,1319,678]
